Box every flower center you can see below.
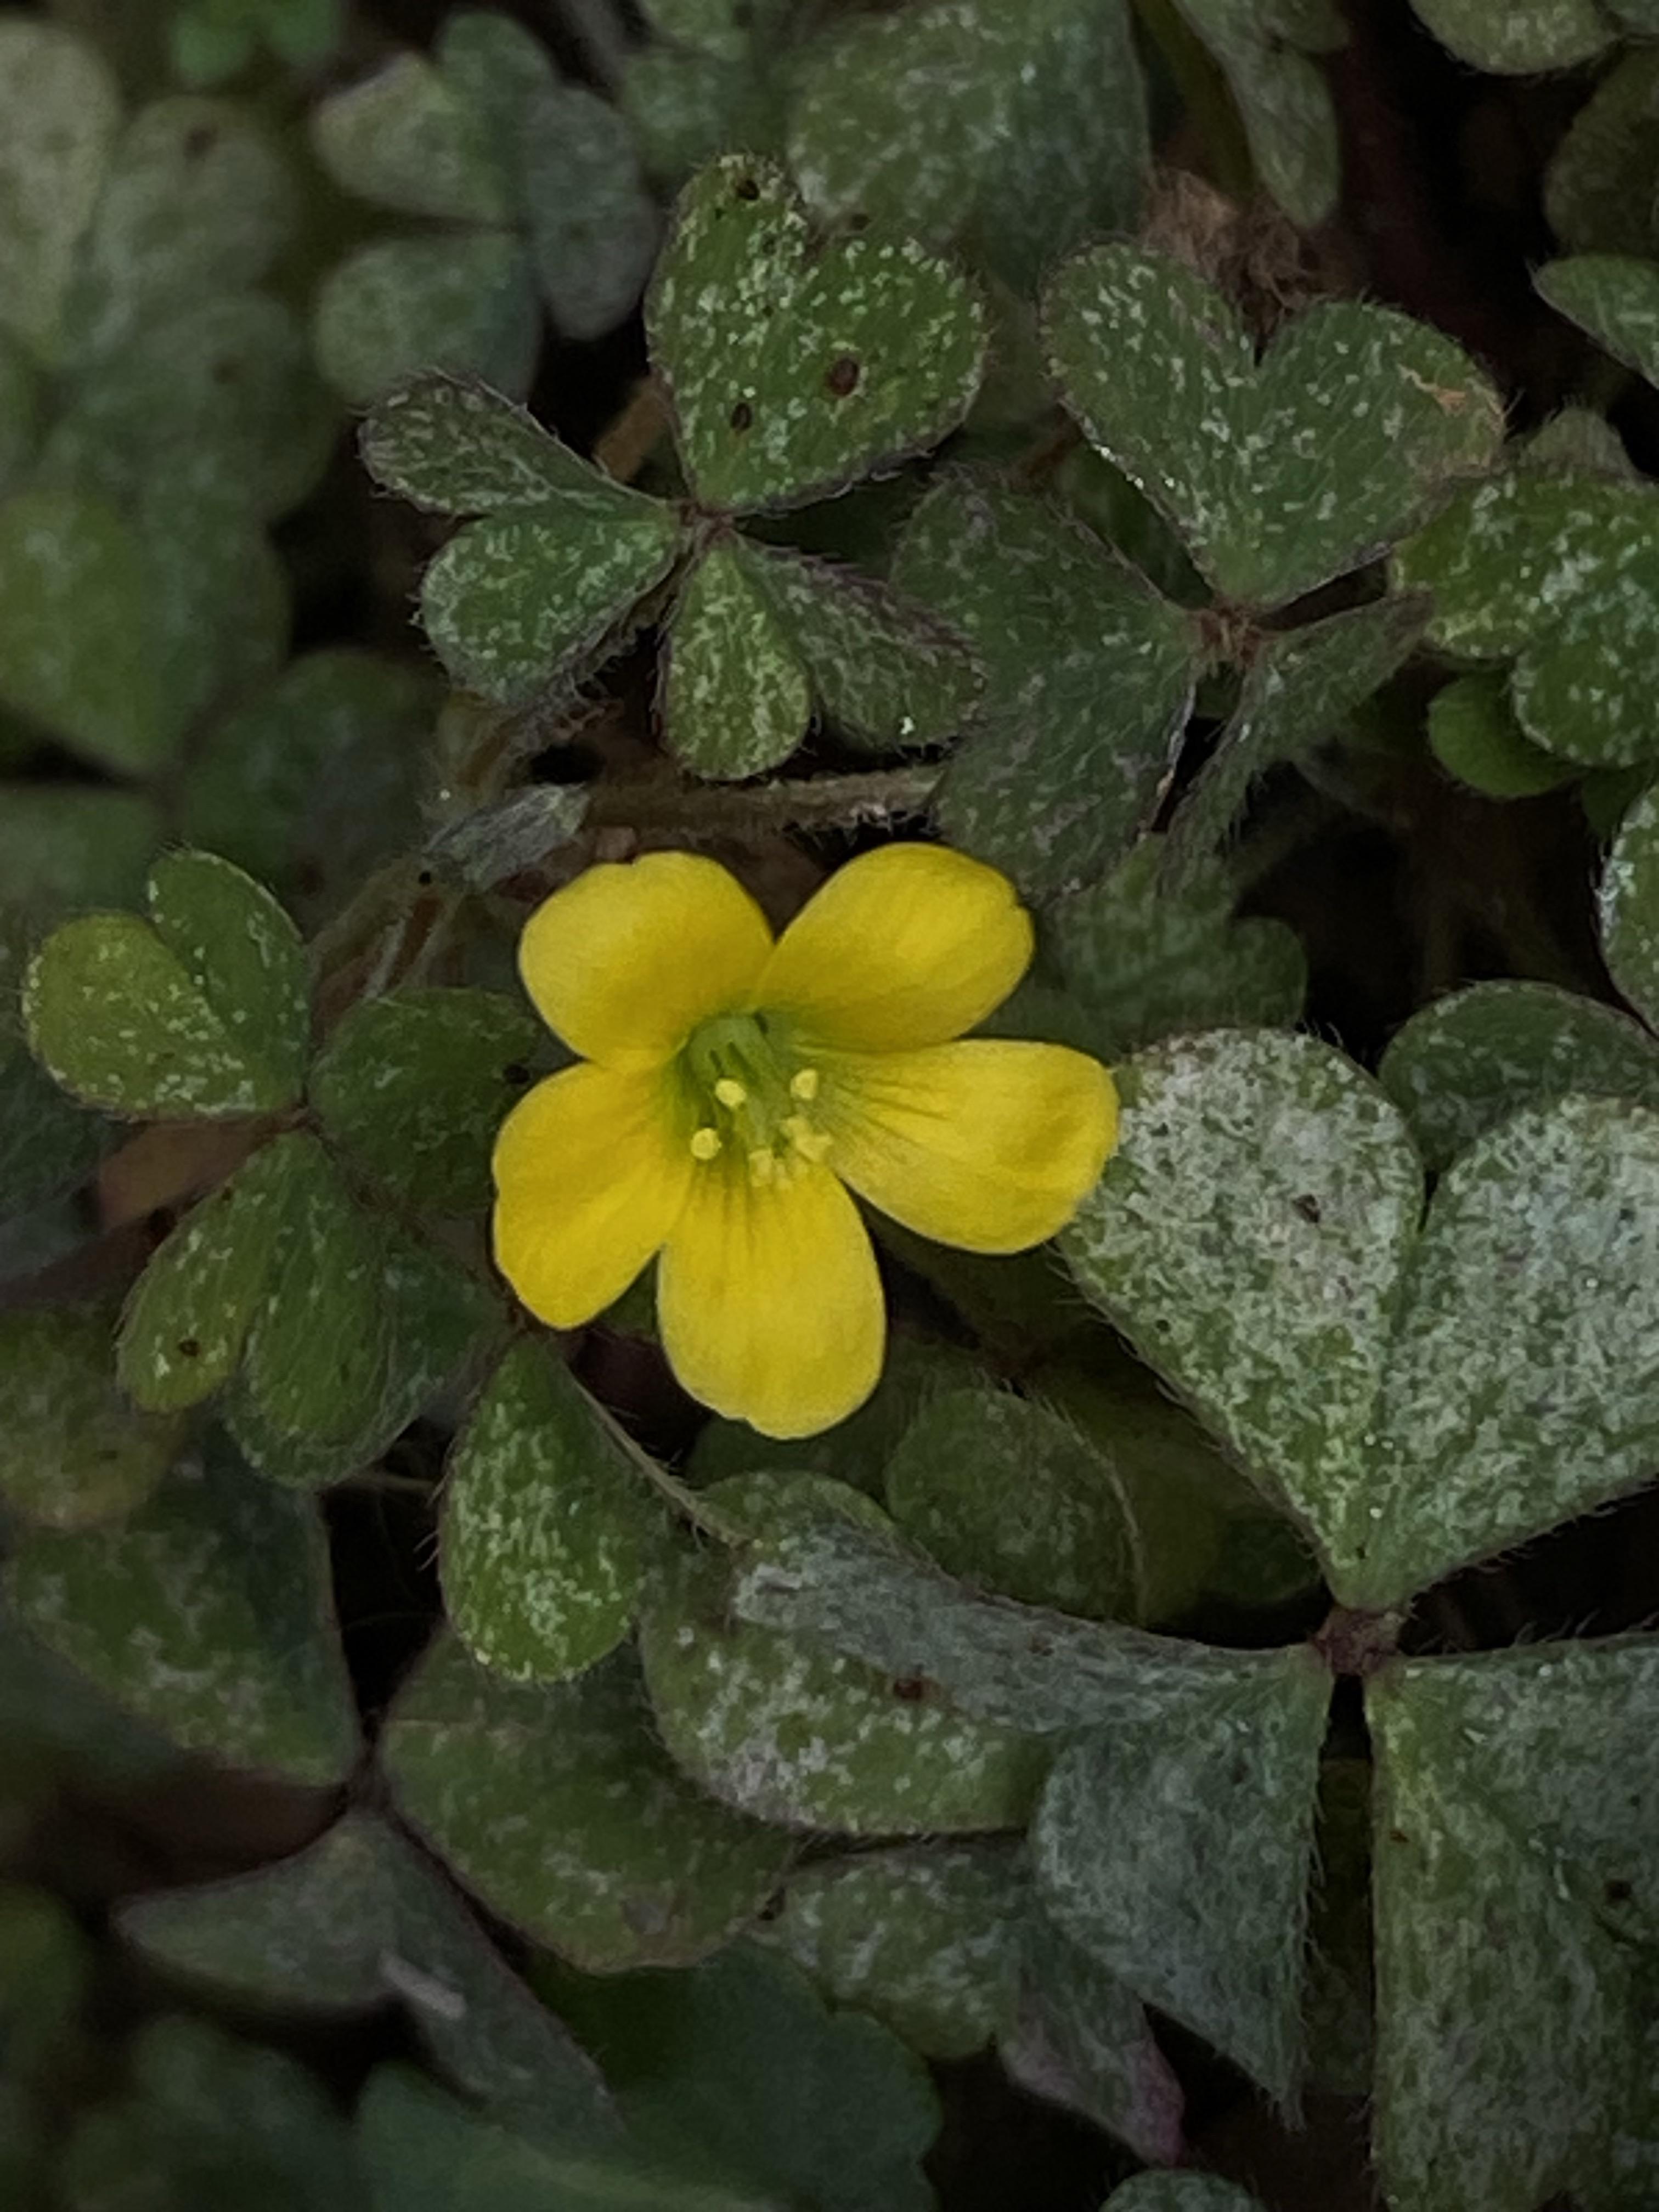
[681,1012,831,1186]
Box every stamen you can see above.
[690,1126,722,1161]
[782,1114,832,1163]
[714,1077,748,1109]
[748,1146,776,1187]
[789,1067,820,1102]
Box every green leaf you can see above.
[1104,2178,1267,2212]
[0,21,121,363]
[760,1843,1024,2060]
[1001,1914,1185,2163]
[362,374,608,512]
[1162,593,1431,876]
[890,476,1199,896]
[1369,1641,1659,2212]
[1544,48,1659,256]
[1379,980,1659,1171]
[312,51,507,222]
[58,2016,359,2212]
[545,1941,940,2212]
[623,34,786,191]
[441,1341,657,1684]
[662,540,812,777]
[521,86,659,341]
[0,1305,183,1527]
[435,9,560,138]
[1600,779,1659,1026]
[382,1631,792,1971]
[241,1136,391,1444]
[1408,0,1610,72]
[883,1387,1142,1620]
[1426,670,1574,797]
[133,477,292,754]
[786,0,1147,294]
[180,650,440,910]
[1393,469,1659,768]
[648,155,988,513]
[0,920,103,1216]
[1026,839,1306,1062]
[0,330,40,497]
[733,1511,1285,1733]
[1521,403,1637,480]
[61,95,295,358]
[1341,1094,1659,1607]
[0,787,157,919]
[1031,1646,1329,2108]
[223,1227,499,1489]
[1060,1031,1423,1572]
[171,0,343,86]
[1537,252,1659,391]
[118,1812,618,2148]
[640,1475,1049,1835]
[0,487,161,772]
[1303,1759,1374,2097]
[117,1136,303,1413]
[1045,246,1503,608]
[314,230,539,409]
[5,1444,359,1783]
[26,851,309,1120]
[0,1600,180,1788]
[312,987,552,1215]
[1167,0,1341,227]
[420,486,684,705]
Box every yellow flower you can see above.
[492,843,1116,1438]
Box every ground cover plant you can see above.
[5,2,1659,2207]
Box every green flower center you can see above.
[680,1012,832,1186]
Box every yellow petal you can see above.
[824,1040,1118,1254]
[520,852,773,1070]
[492,1063,692,1327]
[658,1161,884,1438]
[754,843,1034,1053]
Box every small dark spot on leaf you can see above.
[1606,1877,1634,1904]
[184,126,218,160]
[211,358,238,386]
[733,175,760,201]
[729,399,754,432]
[847,211,871,233]
[1389,1827,1409,1845]
[1293,1193,1322,1224]
[891,1675,929,1702]
[501,1061,532,1086]
[178,1338,201,1359]
[1027,1633,1053,1656]
[754,1888,785,1923]
[416,868,435,887]
[825,354,861,398]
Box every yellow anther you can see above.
[789,1067,820,1102]
[714,1077,748,1109]
[747,1146,776,1187]
[783,1114,832,1163]
[690,1126,722,1161]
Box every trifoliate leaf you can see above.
[1600,780,1659,1026]
[5,1445,358,1782]
[1168,0,1340,227]
[0,1305,183,1527]
[884,1387,1142,1620]
[1369,1641,1659,2212]
[1393,469,1659,768]
[761,1843,1025,2060]
[382,1632,792,1971]
[1408,0,1610,72]
[0,21,121,362]
[117,1810,618,2149]
[891,476,1199,896]
[787,0,1148,294]
[641,1475,1048,1836]
[1060,1031,1423,1569]
[0,487,161,773]
[312,987,552,1215]
[1426,670,1574,797]
[1045,245,1503,608]
[61,95,295,358]
[1162,592,1431,876]
[521,85,658,341]
[1379,980,1659,1171]
[441,1341,658,1684]
[26,851,308,1119]
[312,52,507,222]
[648,154,988,513]
[1342,1094,1659,1606]
[1032,1645,1328,2110]
[314,232,539,407]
